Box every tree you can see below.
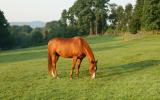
[31,28,43,45]
[131,0,144,32]
[142,0,160,30]
[69,0,93,35]
[134,0,144,19]
[20,25,32,33]
[60,9,68,28]
[0,10,13,49]
[124,3,133,31]
[129,17,141,34]
[67,0,110,35]
[130,0,160,32]
[116,6,125,31]
[14,32,31,48]
[67,12,76,27]
[45,21,66,39]
[10,25,33,48]
[108,3,118,29]
[94,0,109,34]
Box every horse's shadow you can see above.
[79,60,160,79]
[97,60,160,79]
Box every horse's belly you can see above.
[56,49,83,58]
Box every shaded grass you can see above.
[0,34,160,99]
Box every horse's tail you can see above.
[48,45,52,75]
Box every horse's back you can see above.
[48,36,86,58]
[48,36,84,46]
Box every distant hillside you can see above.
[10,21,46,28]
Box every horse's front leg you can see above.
[76,59,82,78]
[70,57,77,80]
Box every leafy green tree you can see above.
[0,10,13,49]
[130,0,159,32]
[67,12,76,27]
[116,6,125,31]
[10,25,33,48]
[69,0,93,35]
[10,25,32,35]
[129,17,141,34]
[10,25,20,35]
[124,3,133,31]
[142,0,160,30]
[60,9,68,28]
[20,25,32,33]
[45,21,66,39]
[108,3,118,29]
[67,0,110,35]
[15,32,31,48]
[31,28,43,45]
[94,0,109,34]
[130,0,144,33]
[134,0,144,19]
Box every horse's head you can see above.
[90,60,98,79]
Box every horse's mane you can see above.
[80,37,95,62]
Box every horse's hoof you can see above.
[52,76,56,79]
[56,77,60,79]
[91,77,95,80]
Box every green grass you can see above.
[0,34,160,100]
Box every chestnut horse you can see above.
[48,36,97,79]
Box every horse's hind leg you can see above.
[51,54,59,79]
[70,57,77,80]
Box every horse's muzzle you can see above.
[91,72,95,79]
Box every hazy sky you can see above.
[0,0,136,22]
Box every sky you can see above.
[0,0,136,22]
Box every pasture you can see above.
[0,34,160,99]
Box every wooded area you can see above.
[0,0,160,50]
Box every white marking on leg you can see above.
[51,71,55,78]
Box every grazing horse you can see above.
[48,36,97,79]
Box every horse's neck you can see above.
[84,45,95,62]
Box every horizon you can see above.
[0,0,136,22]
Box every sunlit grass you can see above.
[0,34,160,99]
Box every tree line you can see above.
[58,0,159,34]
[0,10,44,50]
[0,0,159,50]
[131,0,160,33]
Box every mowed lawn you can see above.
[0,34,160,100]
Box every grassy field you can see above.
[0,34,160,100]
